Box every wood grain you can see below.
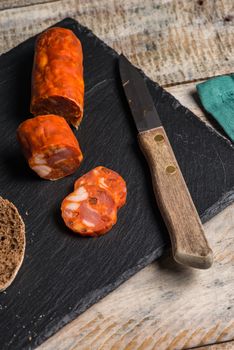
[1,1,234,349]
[165,82,206,122]
[38,201,234,350]
[138,126,213,269]
[38,83,234,350]
[0,0,56,10]
[164,82,232,143]
[0,0,233,85]
[36,82,234,350]
[199,341,234,349]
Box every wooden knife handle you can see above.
[138,126,213,269]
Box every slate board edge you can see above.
[32,187,234,349]
[34,17,234,348]
[201,186,234,223]
[34,245,164,349]
[60,18,234,226]
[1,17,234,349]
[0,15,233,153]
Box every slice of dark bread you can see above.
[0,197,25,292]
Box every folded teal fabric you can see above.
[196,74,234,142]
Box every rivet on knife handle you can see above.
[138,126,213,269]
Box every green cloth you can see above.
[196,74,234,142]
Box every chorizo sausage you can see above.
[30,27,84,128]
[74,166,127,209]
[61,184,117,236]
[17,115,83,180]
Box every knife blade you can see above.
[119,54,213,269]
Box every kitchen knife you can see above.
[119,54,213,269]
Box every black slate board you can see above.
[0,18,234,349]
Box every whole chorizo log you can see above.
[74,166,127,209]
[30,27,84,128]
[61,184,117,236]
[17,115,83,180]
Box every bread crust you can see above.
[0,197,26,292]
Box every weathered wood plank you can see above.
[0,0,233,86]
[165,82,233,143]
[199,341,234,349]
[38,202,234,350]
[1,2,233,348]
[165,82,206,122]
[0,0,55,11]
[37,83,234,350]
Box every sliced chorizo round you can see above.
[30,27,84,128]
[17,114,83,180]
[74,166,127,209]
[61,184,117,236]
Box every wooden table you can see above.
[1,1,233,349]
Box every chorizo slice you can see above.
[30,27,84,128]
[74,166,127,209]
[17,114,83,180]
[61,184,117,236]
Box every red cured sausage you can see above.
[30,27,84,128]
[17,115,83,180]
[74,166,127,209]
[61,184,117,236]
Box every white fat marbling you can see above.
[82,219,95,227]
[54,147,66,154]
[66,202,80,211]
[32,165,51,177]
[68,186,88,202]
[99,177,108,188]
[34,154,46,165]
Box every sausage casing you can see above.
[17,115,83,180]
[30,27,84,128]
